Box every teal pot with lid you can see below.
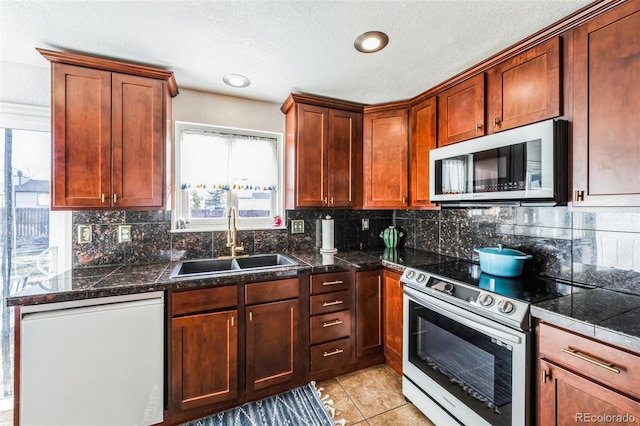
[474,244,532,277]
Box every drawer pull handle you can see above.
[322,280,343,286]
[322,319,343,328]
[323,348,344,357]
[541,368,550,384]
[322,300,343,307]
[561,348,620,374]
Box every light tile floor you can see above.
[0,364,434,426]
[318,364,435,426]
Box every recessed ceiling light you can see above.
[223,74,250,88]
[354,31,389,53]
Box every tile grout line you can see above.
[334,376,368,424]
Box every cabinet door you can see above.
[410,97,437,208]
[363,109,409,208]
[538,359,640,426]
[382,270,403,375]
[295,104,328,207]
[327,109,358,207]
[355,270,383,357]
[573,2,640,206]
[171,310,238,412]
[246,299,299,392]
[112,73,165,208]
[51,63,112,209]
[487,37,561,133]
[437,73,485,146]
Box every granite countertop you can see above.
[7,247,640,355]
[5,248,453,307]
[531,288,640,353]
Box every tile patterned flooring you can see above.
[0,364,434,426]
[319,364,435,426]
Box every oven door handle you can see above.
[404,286,522,345]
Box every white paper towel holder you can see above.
[320,215,338,254]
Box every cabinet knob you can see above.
[113,193,118,204]
[475,122,483,132]
[324,197,328,205]
[574,190,585,202]
[101,194,106,203]
[402,197,406,205]
[330,197,334,205]
[494,117,500,128]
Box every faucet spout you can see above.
[225,207,244,258]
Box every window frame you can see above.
[173,121,285,231]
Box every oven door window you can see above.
[408,299,513,426]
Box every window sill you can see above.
[171,225,288,234]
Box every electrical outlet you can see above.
[77,225,92,244]
[118,225,132,243]
[291,219,305,234]
[362,218,369,231]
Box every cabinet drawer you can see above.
[310,271,351,295]
[172,285,237,316]
[310,290,351,316]
[310,310,351,345]
[538,322,640,399]
[310,338,352,374]
[245,278,299,305]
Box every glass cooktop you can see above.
[413,260,583,305]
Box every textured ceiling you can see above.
[0,0,592,105]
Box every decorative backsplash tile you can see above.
[71,206,640,295]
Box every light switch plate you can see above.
[362,218,369,231]
[118,225,132,243]
[77,225,92,244]
[291,219,304,234]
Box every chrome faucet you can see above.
[225,207,245,258]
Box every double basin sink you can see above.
[170,253,299,279]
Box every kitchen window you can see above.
[174,122,284,231]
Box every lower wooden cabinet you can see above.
[382,270,403,375]
[171,310,238,412]
[538,358,640,426]
[355,269,383,358]
[309,271,353,378]
[246,299,299,392]
[169,278,302,419]
[170,286,239,413]
[536,321,640,425]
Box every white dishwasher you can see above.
[20,292,164,426]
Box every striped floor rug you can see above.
[183,382,344,426]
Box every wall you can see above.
[395,207,640,295]
[72,208,392,267]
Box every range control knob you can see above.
[406,270,416,279]
[443,283,454,294]
[477,293,494,307]
[498,300,515,314]
[416,273,427,283]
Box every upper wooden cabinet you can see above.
[487,37,561,133]
[572,1,640,207]
[410,97,438,208]
[282,94,363,209]
[363,108,409,209]
[437,73,485,146]
[39,48,177,210]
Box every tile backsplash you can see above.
[72,206,640,295]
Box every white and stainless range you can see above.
[401,260,571,426]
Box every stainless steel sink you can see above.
[170,253,298,278]
[234,254,297,269]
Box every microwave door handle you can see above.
[404,286,521,345]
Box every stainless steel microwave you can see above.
[429,119,568,206]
